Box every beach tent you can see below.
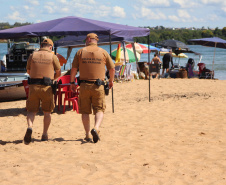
[188,37,226,79]
[0,16,149,39]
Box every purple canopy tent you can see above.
[0,16,149,39]
[188,37,226,79]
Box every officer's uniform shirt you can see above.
[27,48,61,80]
[72,43,115,81]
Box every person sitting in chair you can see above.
[151,54,162,79]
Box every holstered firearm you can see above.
[104,82,109,96]
[51,81,58,95]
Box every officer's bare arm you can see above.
[54,69,61,80]
[108,67,115,89]
[27,70,30,75]
[109,68,115,82]
[70,68,78,83]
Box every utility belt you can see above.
[80,79,105,86]
[79,78,109,96]
[28,77,53,86]
[28,77,58,95]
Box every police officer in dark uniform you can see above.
[70,33,115,143]
[24,38,61,144]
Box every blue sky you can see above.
[0,0,226,29]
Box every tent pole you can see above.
[122,41,127,64]
[109,33,114,113]
[148,35,151,102]
[39,36,42,46]
[212,42,216,79]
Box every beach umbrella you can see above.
[141,44,160,52]
[157,39,189,51]
[126,43,160,54]
[188,37,226,78]
[111,47,140,63]
[159,51,188,58]
[126,43,150,54]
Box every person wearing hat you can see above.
[23,38,61,144]
[70,33,115,143]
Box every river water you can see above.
[1,43,226,80]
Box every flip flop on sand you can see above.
[91,128,100,143]
[24,127,32,144]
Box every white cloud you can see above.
[7,11,25,22]
[88,0,96,4]
[173,0,198,8]
[222,7,226,12]
[61,7,69,13]
[45,2,55,6]
[93,5,111,17]
[44,6,55,14]
[168,15,180,22]
[168,10,204,23]
[177,9,191,19]
[28,0,39,6]
[139,7,167,20]
[201,0,224,4]
[207,14,219,21]
[112,6,126,18]
[57,0,67,3]
[137,0,170,7]
[10,6,16,11]
[24,5,29,10]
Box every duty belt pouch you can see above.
[95,79,103,86]
[104,82,109,96]
[43,77,52,86]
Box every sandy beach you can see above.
[0,78,226,185]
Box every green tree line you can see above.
[1,22,226,44]
[134,26,226,44]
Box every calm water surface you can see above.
[1,43,226,80]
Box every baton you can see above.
[112,87,114,113]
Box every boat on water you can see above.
[0,42,38,101]
[0,41,69,101]
[0,73,29,101]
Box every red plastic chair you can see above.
[22,80,29,99]
[63,96,79,114]
[54,75,71,111]
[197,63,206,75]
[197,63,214,79]
[63,86,79,113]
[55,75,78,111]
